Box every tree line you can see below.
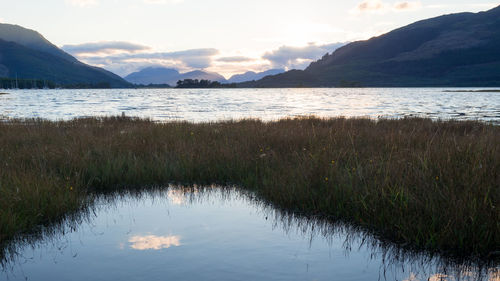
[176,79,238,88]
[0,78,57,89]
[0,78,113,89]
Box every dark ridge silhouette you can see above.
[0,24,130,88]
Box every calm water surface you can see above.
[0,88,499,122]
[1,187,497,281]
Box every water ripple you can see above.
[0,88,499,123]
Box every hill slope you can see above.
[247,6,500,87]
[0,24,130,87]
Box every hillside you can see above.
[0,24,130,88]
[246,6,500,87]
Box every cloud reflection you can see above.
[129,235,181,250]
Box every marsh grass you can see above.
[0,116,498,259]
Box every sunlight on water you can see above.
[0,88,499,123]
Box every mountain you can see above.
[226,69,285,83]
[125,67,180,85]
[0,24,77,63]
[180,70,226,84]
[124,67,227,86]
[0,23,130,87]
[245,6,500,87]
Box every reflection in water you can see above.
[412,271,500,281]
[405,273,488,281]
[0,186,498,281]
[258,194,499,281]
[429,274,450,281]
[489,270,500,281]
[128,235,181,250]
[167,188,200,205]
[167,189,187,205]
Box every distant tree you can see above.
[175,79,223,88]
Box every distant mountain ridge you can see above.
[126,67,288,86]
[244,5,500,87]
[0,23,130,87]
[180,70,226,84]
[124,67,227,86]
[124,67,180,85]
[226,69,285,83]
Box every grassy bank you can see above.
[0,117,498,259]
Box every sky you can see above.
[0,0,498,78]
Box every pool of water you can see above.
[1,187,497,281]
[0,88,499,123]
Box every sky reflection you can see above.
[1,187,497,281]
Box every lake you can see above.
[1,186,497,281]
[0,88,499,123]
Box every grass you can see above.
[0,116,498,260]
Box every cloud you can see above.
[262,42,346,70]
[111,48,219,69]
[356,0,386,12]
[66,0,185,7]
[96,48,218,61]
[66,0,98,7]
[393,1,422,11]
[181,56,213,69]
[352,0,422,14]
[216,56,255,63]
[62,41,150,55]
[143,0,184,4]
